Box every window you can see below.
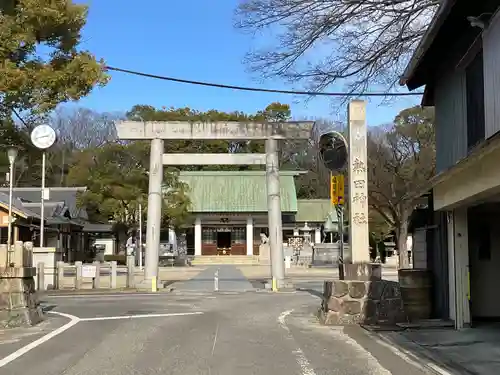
[231,227,246,244]
[466,50,485,150]
[202,228,216,244]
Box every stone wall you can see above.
[0,242,44,328]
[318,279,406,326]
[0,267,43,328]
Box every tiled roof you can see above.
[177,171,299,213]
[0,192,41,219]
[0,187,88,220]
[295,199,337,223]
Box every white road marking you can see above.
[0,311,80,368]
[0,310,203,368]
[211,322,219,356]
[46,293,167,299]
[80,311,204,322]
[278,310,317,375]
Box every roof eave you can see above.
[399,0,456,88]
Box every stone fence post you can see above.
[126,256,135,288]
[110,261,117,289]
[56,261,64,290]
[12,241,23,267]
[0,244,7,267]
[75,261,83,290]
[37,262,45,291]
[23,242,33,268]
[92,261,101,289]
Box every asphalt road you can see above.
[0,295,434,374]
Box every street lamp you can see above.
[7,147,18,264]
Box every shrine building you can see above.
[176,171,335,256]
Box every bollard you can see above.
[126,256,135,288]
[37,262,45,291]
[92,261,101,289]
[214,269,219,292]
[75,261,83,290]
[110,261,117,289]
[56,261,64,290]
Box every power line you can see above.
[11,108,28,127]
[105,66,423,97]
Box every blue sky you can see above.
[73,0,421,126]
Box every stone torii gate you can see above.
[114,121,313,291]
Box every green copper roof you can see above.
[178,171,299,213]
[295,199,337,223]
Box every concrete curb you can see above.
[365,328,471,375]
[40,285,178,297]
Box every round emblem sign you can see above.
[318,131,348,172]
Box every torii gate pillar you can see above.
[144,138,164,287]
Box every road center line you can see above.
[0,311,80,369]
[278,310,317,375]
[80,311,204,321]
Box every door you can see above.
[469,213,500,320]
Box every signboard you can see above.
[330,174,345,205]
[82,265,97,278]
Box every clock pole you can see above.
[30,124,56,248]
[40,151,46,247]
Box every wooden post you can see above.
[126,256,135,288]
[37,262,45,291]
[92,261,101,289]
[56,261,64,290]
[75,261,83,290]
[110,261,117,289]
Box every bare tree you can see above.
[367,106,435,268]
[234,0,438,96]
[51,107,120,150]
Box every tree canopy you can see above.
[67,141,191,234]
[0,0,108,120]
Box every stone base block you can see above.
[318,278,406,326]
[338,262,382,281]
[0,267,44,328]
[135,278,169,292]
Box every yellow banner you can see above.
[330,174,345,205]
